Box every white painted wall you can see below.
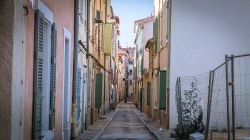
[143,21,153,70]
[170,0,250,129]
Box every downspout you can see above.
[103,0,107,116]
[166,0,172,129]
[91,0,96,125]
[72,0,79,137]
[85,0,90,130]
[141,29,144,112]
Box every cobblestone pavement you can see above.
[98,103,156,140]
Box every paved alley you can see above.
[98,103,156,140]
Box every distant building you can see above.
[123,47,135,99]
[117,47,128,102]
[134,16,154,111]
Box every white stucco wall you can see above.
[143,21,153,70]
[170,0,250,129]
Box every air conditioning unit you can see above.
[95,10,103,23]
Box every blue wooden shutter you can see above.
[76,68,82,121]
[159,71,167,110]
[33,9,44,140]
[95,73,103,108]
[49,23,57,130]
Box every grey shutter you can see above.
[76,68,82,121]
[49,23,57,130]
[33,9,44,140]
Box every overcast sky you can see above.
[112,0,154,48]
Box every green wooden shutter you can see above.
[147,82,151,105]
[153,16,158,54]
[136,90,139,103]
[95,73,103,108]
[159,71,167,110]
[49,23,57,130]
[140,89,143,109]
[76,68,82,121]
[33,9,44,140]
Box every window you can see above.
[33,5,56,140]
[41,19,52,133]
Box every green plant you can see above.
[175,81,205,140]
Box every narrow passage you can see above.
[98,103,156,140]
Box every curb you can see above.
[92,109,118,140]
[135,110,160,140]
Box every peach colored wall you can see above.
[160,47,169,69]
[23,0,35,139]
[24,0,74,140]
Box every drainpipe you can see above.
[85,0,90,130]
[166,0,172,129]
[72,0,79,137]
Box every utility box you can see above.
[190,132,204,140]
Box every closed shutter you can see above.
[159,71,167,110]
[106,0,111,16]
[49,23,57,130]
[153,17,158,54]
[76,68,82,121]
[103,24,112,55]
[147,82,151,105]
[33,9,44,140]
[136,90,139,103]
[140,89,142,109]
[95,73,103,108]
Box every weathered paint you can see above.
[24,0,74,139]
[0,0,25,139]
[152,0,170,129]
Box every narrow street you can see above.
[1,0,250,140]
[98,103,156,140]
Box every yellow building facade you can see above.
[152,0,171,129]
